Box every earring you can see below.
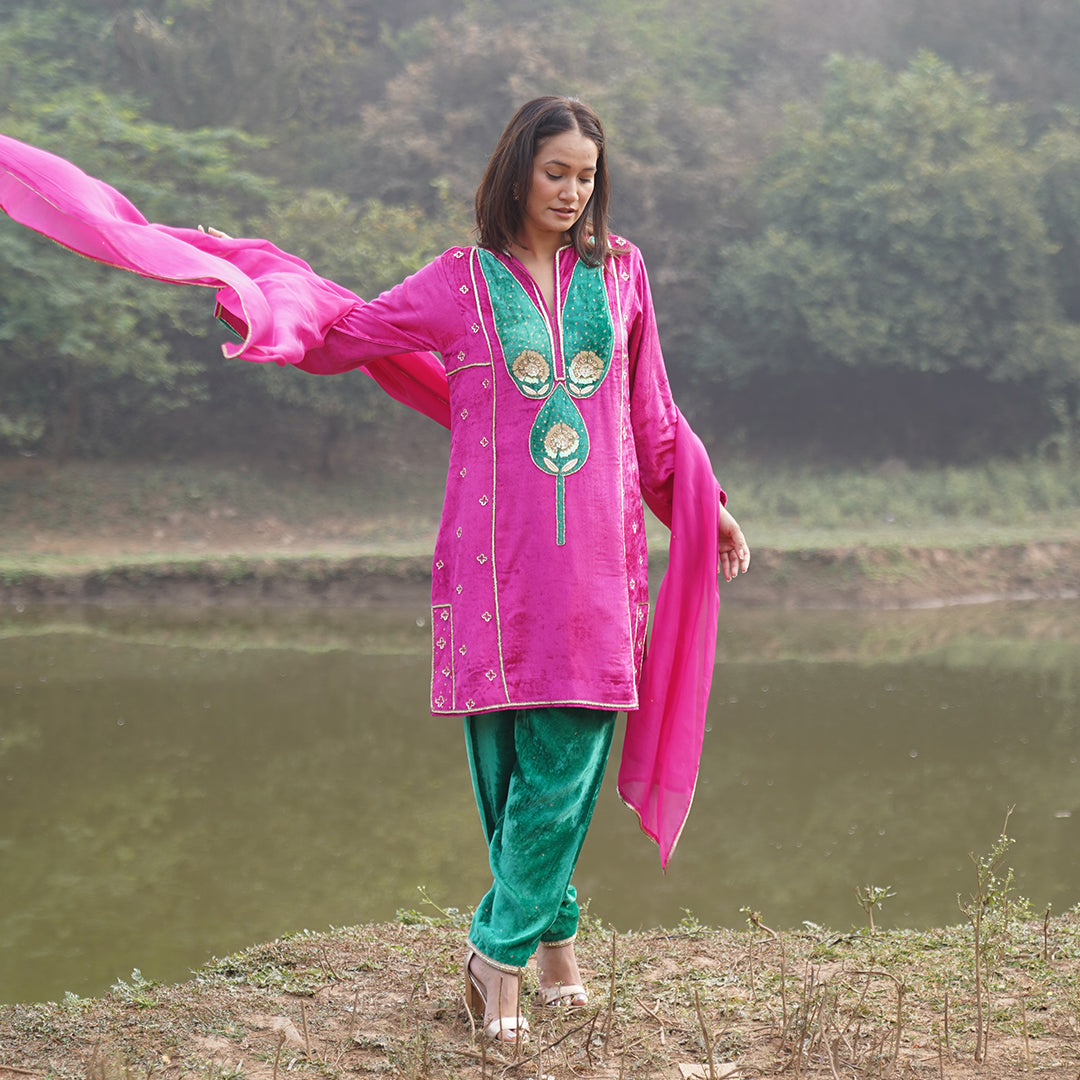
[512,183,520,202]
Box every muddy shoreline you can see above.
[3,540,1080,609]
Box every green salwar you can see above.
[464,706,616,971]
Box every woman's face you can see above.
[520,128,598,246]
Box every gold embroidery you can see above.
[511,350,552,397]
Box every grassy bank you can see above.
[3,901,1079,1079]
[2,455,1080,608]
[3,455,1080,559]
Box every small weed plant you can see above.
[957,806,1030,1063]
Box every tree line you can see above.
[2,0,1080,467]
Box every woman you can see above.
[279,95,750,1042]
[0,95,749,1044]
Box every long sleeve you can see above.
[624,247,725,527]
[295,258,458,375]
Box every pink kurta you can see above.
[295,243,721,716]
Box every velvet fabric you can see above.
[465,707,616,970]
[0,134,725,867]
[301,245,679,718]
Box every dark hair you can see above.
[475,96,612,267]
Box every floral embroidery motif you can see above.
[466,698,476,710]
[435,694,446,708]
[461,408,469,420]
[479,495,489,506]
[459,468,467,478]
[544,422,579,461]
[481,611,492,622]
[485,669,497,681]
[436,559,444,569]
[436,637,447,649]
[477,249,614,546]
[459,644,468,656]
[476,553,488,564]
[567,351,606,395]
[480,437,489,447]
[456,584,463,594]
[510,350,553,397]
[460,285,469,294]
[528,387,589,545]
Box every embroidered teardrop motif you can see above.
[529,386,589,546]
[476,249,614,546]
[562,260,613,398]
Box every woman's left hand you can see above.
[718,503,750,582]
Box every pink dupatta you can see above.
[0,132,719,866]
[622,420,722,867]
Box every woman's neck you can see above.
[509,237,567,312]
[510,231,568,264]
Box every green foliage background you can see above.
[3,0,1080,466]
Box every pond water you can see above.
[1,599,1078,1005]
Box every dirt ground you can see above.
[3,914,1080,1080]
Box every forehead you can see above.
[534,130,599,170]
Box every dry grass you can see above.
[3,909,1080,1080]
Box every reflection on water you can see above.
[1,600,1078,1005]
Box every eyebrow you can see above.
[543,158,597,172]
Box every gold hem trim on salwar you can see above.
[466,940,526,976]
[539,935,577,949]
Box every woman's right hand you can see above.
[197,225,232,239]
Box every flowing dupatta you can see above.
[621,420,721,868]
[0,132,719,866]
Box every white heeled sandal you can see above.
[535,982,589,1007]
[536,940,588,1007]
[464,947,530,1043]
